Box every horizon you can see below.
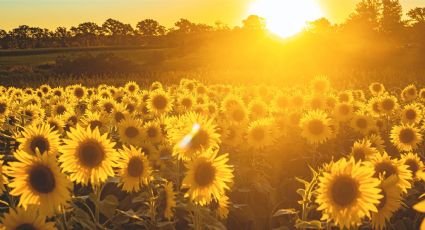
[1,0,424,31]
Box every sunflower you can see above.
[316,158,382,229]
[176,93,195,112]
[333,102,353,122]
[115,145,151,192]
[162,181,177,220]
[272,93,290,111]
[124,81,140,94]
[80,111,109,133]
[182,150,233,205]
[337,90,353,103]
[369,82,385,96]
[110,103,129,124]
[299,110,333,144]
[143,121,163,145]
[147,90,173,114]
[401,84,418,102]
[16,123,61,156]
[350,113,374,134]
[221,123,244,147]
[350,139,379,161]
[168,112,220,161]
[248,99,268,119]
[0,206,57,230]
[46,116,66,134]
[19,104,45,125]
[367,96,382,117]
[71,84,86,100]
[413,199,425,229]
[379,94,399,115]
[117,117,144,147]
[6,150,72,217]
[371,176,403,230]
[310,75,330,95]
[366,152,412,193]
[0,97,11,120]
[246,118,275,149]
[366,134,386,153]
[400,103,423,125]
[390,123,423,152]
[59,125,118,187]
[401,152,425,180]
[224,104,248,125]
[307,95,326,111]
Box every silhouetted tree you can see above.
[136,19,165,36]
[242,15,266,31]
[174,19,195,34]
[407,7,425,25]
[346,0,381,32]
[381,0,403,34]
[103,18,134,45]
[307,18,332,34]
[53,27,71,47]
[71,22,103,46]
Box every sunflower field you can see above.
[0,77,424,229]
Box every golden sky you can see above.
[1,0,424,30]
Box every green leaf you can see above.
[295,220,323,229]
[273,208,298,217]
[99,194,119,218]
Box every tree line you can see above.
[0,0,424,49]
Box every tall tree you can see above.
[173,19,195,34]
[102,18,133,36]
[407,7,425,25]
[136,19,165,36]
[381,0,403,33]
[346,0,382,32]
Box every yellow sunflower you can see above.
[80,111,109,133]
[182,149,233,205]
[0,97,11,121]
[212,195,230,220]
[333,102,354,122]
[390,123,423,152]
[401,84,418,102]
[115,145,151,192]
[59,125,118,187]
[400,103,423,125]
[124,81,140,94]
[316,158,382,229]
[350,139,379,161]
[310,75,331,95]
[0,155,8,195]
[350,113,374,134]
[147,90,173,114]
[6,150,72,217]
[246,118,275,149]
[371,176,403,230]
[366,152,412,193]
[369,82,385,96]
[401,152,425,180]
[143,121,164,145]
[379,94,399,115]
[0,206,57,230]
[117,117,144,147]
[168,112,220,161]
[299,110,333,144]
[16,123,61,156]
[366,134,386,153]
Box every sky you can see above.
[0,0,424,30]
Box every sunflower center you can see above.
[29,164,56,194]
[339,105,349,115]
[339,94,349,102]
[127,157,144,177]
[352,148,366,161]
[114,112,125,123]
[78,140,105,168]
[331,176,358,207]
[355,118,367,129]
[372,84,381,92]
[126,104,135,113]
[377,190,387,210]
[190,129,209,149]
[128,85,136,92]
[194,161,216,187]
[89,120,103,130]
[182,98,192,108]
[381,99,394,111]
[232,109,245,122]
[0,103,7,114]
[405,159,419,175]
[153,95,167,110]
[251,127,265,141]
[15,223,37,230]
[405,109,417,120]
[147,127,158,138]
[307,120,325,135]
[375,161,397,179]
[74,88,84,98]
[103,103,114,113]
[56,105,66,115]
[125,126,139,138]
[399,129,415,144]
[407,88,415,96]
[30,136,50,154]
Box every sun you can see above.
[248,0,324,38]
